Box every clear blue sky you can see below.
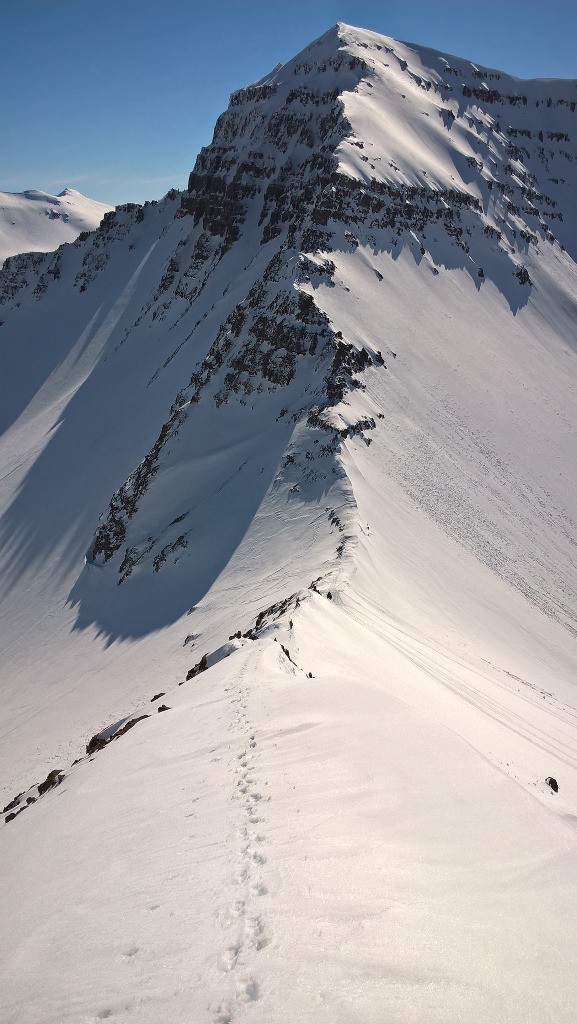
[2,0,575,205]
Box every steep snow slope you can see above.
[1,23,577,1024]
[0,188,113,264]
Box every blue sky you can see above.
[2,0,576,205]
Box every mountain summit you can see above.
[1,24,577,1024]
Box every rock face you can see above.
[1,22,576,614]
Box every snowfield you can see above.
[0,188,113,264]
[1,23,576,1024]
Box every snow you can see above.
[2,622,576,1023]
[1,21,577,1024]
[0,187,113,264]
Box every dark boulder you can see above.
[185,654,208,680]
[38,769,65,796]
[86,715,150,755]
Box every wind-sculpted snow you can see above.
[1,23,577,1024]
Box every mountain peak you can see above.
[1,29,577,1021]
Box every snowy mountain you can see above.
[1,23,577,1024]
[0,187,113,264]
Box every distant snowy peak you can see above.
[0,187,114,264]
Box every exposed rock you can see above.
[280,643,297,666]
[86,715,149,755]
[2,793,23,814]
[184,654,208,681]
[37,769,65,796]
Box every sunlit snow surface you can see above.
[1,23,577,1024]
[0,188,113,264]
